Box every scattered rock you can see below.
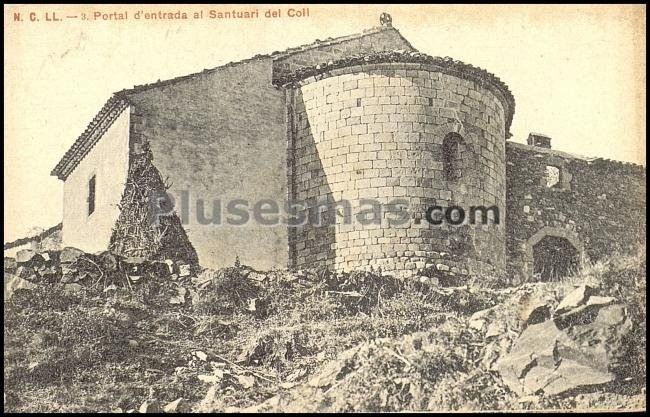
[169,286,187,305]
[4,273,38,301]
[285,368,308,382]
[555,284,595,315]
[235,374,256,389]
[63,283,83,294]
[197,385,219,412]
[15,265,37,280]
[198,374,220,384]
[189,288,201,306]
[59,247,85,264]
[194,351,209,361]
[16,249,37,264]
[485,320,507,338]
[517,292,554,325]
[468,308,491,332]
[496,300,632,396]
[192,270,214,289]
[138,400,162,413]
[163,398,190,413]
[586,295,616,307]
[178,264,191,277]
[4,257,17,273]
[248,271,267,282]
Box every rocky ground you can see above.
[3,247,646,412]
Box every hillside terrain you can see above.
[3,247,646,412]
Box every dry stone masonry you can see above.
[506,141,646,284]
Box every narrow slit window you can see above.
[88,175,96,215]
[443,133,464,181]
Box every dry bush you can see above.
[193,267,262,316]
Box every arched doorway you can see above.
[523,226,585,282]
[532,235,580,280]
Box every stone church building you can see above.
[49,16,645,284]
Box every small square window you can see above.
[545,165,560,188]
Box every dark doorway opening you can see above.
[532,236,580,281]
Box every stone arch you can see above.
[433,120,466,141]
[522,227,585,281]
[435,121,469,184]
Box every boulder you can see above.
[15,249,37,264]
[196,386,219,412]
[555,284,595,315]
[517,292,555,325]
[15,265,37,280]
[138,400,162,413]
[163,398,191,413]
[4,273,38,301]
[178,264,191,277]
[495,302,632,396]
[248,272,267,282]
[37,265,60,283]
[63,283,83,295]
[192,269,214,289]
[59,247,85,264]
[468,307,492,332]
[4,257,17,273]
[235,374,256,389]
[169,286,187,305]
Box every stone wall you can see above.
[123,59,288,271]
[288,61,510,279]
[120,29,415,271]
[3,224,62,258]
[505,142,646,284]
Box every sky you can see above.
[3,4,646,242]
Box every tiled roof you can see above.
[51,96,130,180]
[118,24,411,95]
[273,50,516,135]
[51,24,409,180]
